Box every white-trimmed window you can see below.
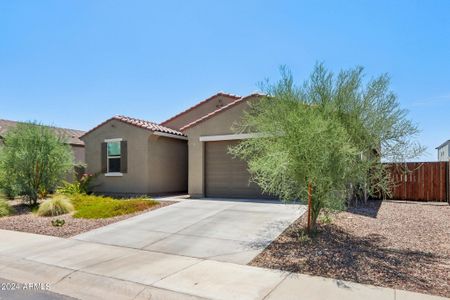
[103,138,124,175]
[107,141,121,173]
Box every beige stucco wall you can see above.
[183,97,257,197]
[162,95,237,130]
[82,119,151,194]
[71,145,85,164]
[65,145,85,183]
[148,135,188,193]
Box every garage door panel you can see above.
[205,140,263,198]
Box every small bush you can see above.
[0,185,18,200]
[70,194,158,219]
[319,211,333,224]
[51,219,65,227]
[0,173,19,199]
[37,195,74,217]
[57,173,95,195]
[0,198,14,217]
[57,182,82,195]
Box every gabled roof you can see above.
[0,119,85,146]
[180,93,265,131]
[81,115,186,139]
[436,140,450,149]
[160,92,241,126]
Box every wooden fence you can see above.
[384,162,448,202]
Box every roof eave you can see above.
[81,116,186,140]
[436,140,450,149]
[180,93,265,132]
[160,92,241,126]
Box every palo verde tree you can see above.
[230,64,424,232]
[0,122,73,205]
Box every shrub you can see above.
[0,122,73,205]
[57,182,81,195]
[70,194,159,219]
[318,211,333,224]
[57,173,95,195]
[73,164,86,181]
[37,195,74,217]
[0,198,14,217]
[51,219,65,227]
[0,172,19,199]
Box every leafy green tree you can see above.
[230,64,424,232]
[0,122,73,205]
[0,171,19,199]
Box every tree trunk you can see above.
[307,182,312,233]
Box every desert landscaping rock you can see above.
[251,200,450,298]
[0,200,174,237]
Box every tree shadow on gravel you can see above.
[346,199,382,218]
[7,202,35,216]
[254,224,449,297]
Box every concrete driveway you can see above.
[74,199,305,264]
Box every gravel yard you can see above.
[250,200,450,297]
[0,200,174,238]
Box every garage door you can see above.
[205,140,263,198]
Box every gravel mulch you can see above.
[250,200,450,297]
[0,200,175,238]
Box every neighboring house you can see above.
[436,140,450,161]
[0,119,85,164]
[82,92,266,198]
[80,116,188,195]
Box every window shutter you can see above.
[120,141,128,173]
[101,142,107,173]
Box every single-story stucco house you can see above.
[82,92,267,198]
[0,119,85,164]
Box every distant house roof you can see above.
[160,92,241,127]
[436,140,450,149]
[81,115,186,138]
[0,119,85,146]
[180,93,265,131]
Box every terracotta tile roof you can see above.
[0,119,85,146]
[81,115,186,139]
[180,93,265,131]
[160,92,241,126]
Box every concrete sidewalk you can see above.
[0,230,446,300]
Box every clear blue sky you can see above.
[1,1,449,161]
